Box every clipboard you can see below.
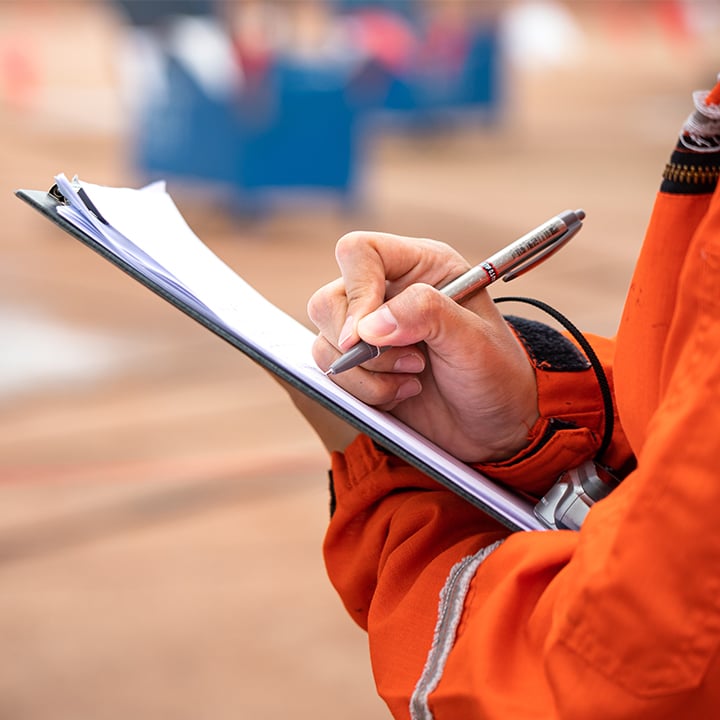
[16,179,544,533]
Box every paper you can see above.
[25,175,544,532]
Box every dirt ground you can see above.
[0,2,718,718]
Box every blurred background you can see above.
[0,1,718,717]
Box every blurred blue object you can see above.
[367,25,501,121]
[135,56,361,211]
[338,6,503,123]
[111,0,217,26]
[332,0,417,19]
[131,2,503,211]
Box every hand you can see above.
[307,231,540,463]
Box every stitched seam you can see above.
[409,540,504,719]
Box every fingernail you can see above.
[394,378,422,402]
[393,353,425,373]
[338,315,354,349]
[360,305,397,339]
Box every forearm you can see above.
[324,153,720,720]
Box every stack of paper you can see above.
[16,175,544,532]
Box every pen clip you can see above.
[502,224,581,283]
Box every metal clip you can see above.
[534,460,619,531]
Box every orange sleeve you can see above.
[324,434,513,718]
[473,321,632,497]
[324,132,720,718]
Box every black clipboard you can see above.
[16,185,543,532]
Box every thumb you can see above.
[357,283,488,358]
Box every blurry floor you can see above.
[0,2,718,718]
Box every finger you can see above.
[307,279,426,376]
[311,331,426,374]
[333,231,469,350]
[312,334,423,408]
[357,284,499,365]
[307,278,350,344]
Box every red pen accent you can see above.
[481,262,498,283]
[326,209,585,375]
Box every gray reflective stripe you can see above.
[409,540,504,720]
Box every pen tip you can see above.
[575,209,586,220]
[324,368,335,376]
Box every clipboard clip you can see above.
[48,178,109,225]
[48,183,66,203]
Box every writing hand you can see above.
[308,231,540,463]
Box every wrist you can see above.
[473,316,609,496]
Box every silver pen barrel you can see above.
[439,210,584,302]
[325,209,585,375]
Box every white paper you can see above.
[52,174,543,531]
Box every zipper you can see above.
[663,161,720,186]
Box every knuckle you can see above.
[361,380,400,407]
[334,231,367,262]
[307,287,332,327]
[421,237,465,263]
[334,232,381,307]
[392,283,451,344]
[338,372,399,407]
[406,283,445,319]
[311,333,336,366]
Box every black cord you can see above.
[494,296,615,464]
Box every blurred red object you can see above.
[347,10,419,74]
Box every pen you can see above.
[325,209,586,376]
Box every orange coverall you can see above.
[323,82,720,718]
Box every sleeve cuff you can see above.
[473,316,611,497]
[332,318,630,503]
